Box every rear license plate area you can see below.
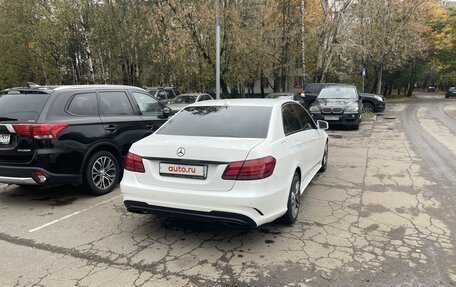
[0,134,11,145]
[159,163,207,179]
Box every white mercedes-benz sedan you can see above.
[120,99,329,228]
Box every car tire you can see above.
[84,151,119,196]
[319,142,328,173]
[280,172,301,225]
[362,102,374,113]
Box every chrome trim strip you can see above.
[0,176,37,185]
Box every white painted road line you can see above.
[28,195,122,233]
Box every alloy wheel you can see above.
[290,179,300,219]
[362,103,374,113]
[91,156,117,190]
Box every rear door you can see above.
[0,93,50,164]
[281,103,315,178]
[98,91,145,156]
[292,103,322,169]
[130,91,168,136]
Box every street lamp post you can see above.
[301,0,306,86]
[216,0,221,99]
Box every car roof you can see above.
[267,92,295,95]
[320,84,356,90]
[3,84,145,94]
[178,93,206,97]
[190,98,291,107]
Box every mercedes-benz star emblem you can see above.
[177,147,186,157]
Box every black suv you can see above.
[309,85,363,130]
[0,85,170,195]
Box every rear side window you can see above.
[157,106,271,138]
[292,104,315,130]
[0,94,49,122]
[67,93,98,116]
[99,91,134,116]
[282,104,301,135]
[165,90,175,99]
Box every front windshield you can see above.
[318,87,357,99]
[172,95,197,104]
[265,94,293,100]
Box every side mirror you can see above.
[317,120,329,130]
[163,107,172,117]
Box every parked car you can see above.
[145,87,181,104]
[445,87,456,98]
[427,86,436,92]
[265,92,306,106]
[121,99,329,228]
[301,83,336,108]
[360,93,386,113]
[167,93,213,113]
[0,85,171,195]
[309,85,362,130]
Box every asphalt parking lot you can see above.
[0,94,455,287]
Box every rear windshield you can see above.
[0,94,49,122]
[157,106,272,138]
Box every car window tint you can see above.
[282,104,302,135]
[0,94,49,122]
[305,84,323,94]
[132,92,163,116]
[165,90,175,98]
[292,104,314,130]
[67,93,98,116]
[157,106,271,138]
[99,91,134,116]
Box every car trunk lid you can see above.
[0,93,50,164]
[132,135,264,191]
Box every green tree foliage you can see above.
[0,0,447,97]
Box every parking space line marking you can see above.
[28,195,122,233]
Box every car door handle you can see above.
[105,125,117,132]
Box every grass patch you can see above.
[362,112,376,121]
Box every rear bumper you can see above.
[0,166,81,185]
[374,102,386,112]
[0,176,37,185]
[125,200,257,228]
[120,170,290,227]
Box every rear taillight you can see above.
[125,152,145,173]
[12,124,68,139]
[300,89,305,96]
[222,156,276,180]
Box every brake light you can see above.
[125,152,145,173]
[222,156,276,180]
[13,124,68,139]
